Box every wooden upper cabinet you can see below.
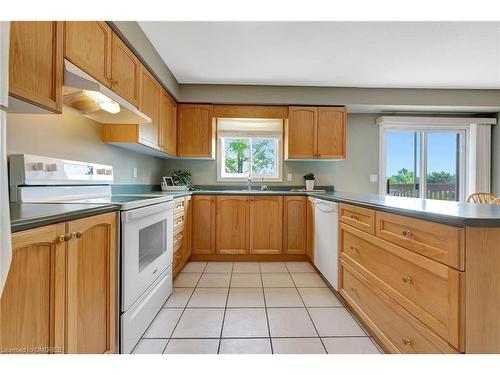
[250,196,283,255]
[283,196,308,254]
[216,196,250,254]
[317,107,346,159]
[66,213,116,354]
[178,104,214,158]
[9,21,63,113]
[286,106,317,159]
[110,33,140,107]
[139,66,161,149]
[64,21,112,87]
[192,196,216,254]
[0,224,66,354]
[286,106,347,160]
[160,90,178,156]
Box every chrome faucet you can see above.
[247,177,252,191]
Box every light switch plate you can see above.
[287,173,293,182]
[132,167,138,179]
[370,174,378,183]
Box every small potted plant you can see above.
[304,172,316,191]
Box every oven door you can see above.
[121,201,173,311]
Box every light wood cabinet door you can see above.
[178,104,214,158]
[192,196,216,254]
[250,196,283,254]
[183,196,193,261]
[9,21,63,113]
[64,21,112,86]
[160,90,178,156]
[286,106,317,159]
[216,196,250,254]
[139,65,161,149]
[306,197,315,262]
[317,107,346,159]
[0,224,66,354]
[65,213,116,354]
[283,196,307,254]
[110,33,140,107]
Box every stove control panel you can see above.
[9,154,114,200]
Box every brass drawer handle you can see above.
[350,214,359,220]
[350,287,358,294]
[402,275,413,284]
[350,245,359,252]
[401,337,412,346]
[402,229,412,237]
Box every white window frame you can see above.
[377,116,496,202]
[217,130,283,183]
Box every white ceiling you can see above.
[138,22,500,89]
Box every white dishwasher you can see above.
[312,198,339,290]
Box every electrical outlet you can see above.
[132,167,138,179]
[370,174,378,183]
[287,173,293,182]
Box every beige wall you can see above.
[7,108,166,185]
[164,114,380,193]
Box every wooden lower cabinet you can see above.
[173,196,193,278]
[192,195,216,254]
[216,196,250,254]
[283,196,307,254]
[65,213,116,354]
[0,224,66,354]
[340,261,458,354]
[250,196,283,254]
[0,212,117,354]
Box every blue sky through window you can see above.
[386,131,457,177]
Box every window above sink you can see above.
[216,118,283,182]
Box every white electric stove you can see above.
[9,154,174,354]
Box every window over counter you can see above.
[378,116,496,202]
[217,118,283,182]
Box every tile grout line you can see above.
[217,262,234,354]
[259,262,274,354]
[287,262,329,354]
[162,262,208,354]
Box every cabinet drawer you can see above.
[375,211,465,270]
[340,223,463,350]
[173,230,184,249]
[173,249,183,270]
[173,213,185,232]
[340,261,459,354]
[174,198,186,214]
[339,204,375,234]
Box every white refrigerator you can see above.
[0,21,11,297]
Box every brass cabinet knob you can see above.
[58,233,72,242]
[402,229,412,237]
[402,275,413,284]
[70,231,82,239]
[402,337,412,346]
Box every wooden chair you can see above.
[467,192,496,204]
[490,197,500,206]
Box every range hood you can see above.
[63,60,151,125]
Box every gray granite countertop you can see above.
[11,187,500,231]
[10,203,120,233]
[157,189,500,227]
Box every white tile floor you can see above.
[131,261,382,354]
